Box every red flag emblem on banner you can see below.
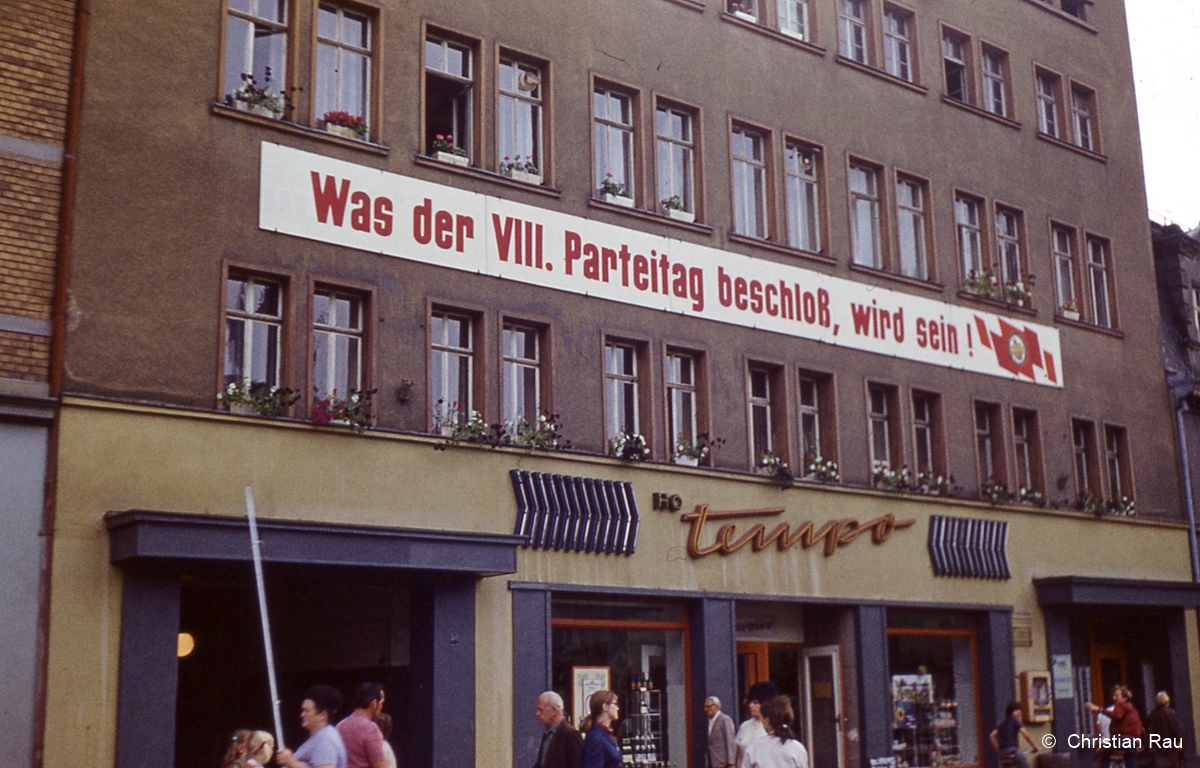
[974,316,1054,382]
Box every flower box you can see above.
[435,151,469,167]
[1062,309,1080,321]
[505,168,542,185]
[229,402,258,416]
[732,10,758,22]
[325,123,361,140]
[232,99,276,119]
[674,456,700,467]
[666,208,695,223]
[602,193,634,208]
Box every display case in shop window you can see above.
[891,675,962,768]
[622,673,672,767]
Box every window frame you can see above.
[313,2,379,139]
[1084,234,1115,328]
[310,280,372,409]
[893,171,933,281]
[798,369,837,466]
[783,136,824,254]
[973,400,1006,488]
[221,0,292,114]
[867,381,903,472]
[428,304,481,431]
[776,0,813,41]
[954,191,986,286]
[1069,79,1100,153]
[730,120,773,239]
[837,0,872,65]
[664,345,710,464]
[592,77,642,204]
[941,26,973,104]
[423,26,480,162]
[1071,418,1100,497]
[499,316,549,427]
[1011,407,1044,494]
[221,266,292,404]
[748,361,789,466]
[882,4,916,83]
[654,96,702,219]
[910,389,946,477]
[496,49,550,181]
[1034,66,1064,140]
[603,335,652,450]
[1102,423,1133,501]
[979,43,1012,119]
[1050,222,1080,315]
[848,157,885,269]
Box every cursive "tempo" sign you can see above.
[681,505,916,558]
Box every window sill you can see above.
[1055,314,1124,338]
[834,56,928,95]
[848,263,945,293]
[211,103,391,156]
[413,154,564,198]
[1016,0,1098,34]
[727,233,838,266]
[587,197,715,234]
[954,289,1038,316]
[1036,132,1107,162]
[939,95,1023,131]
[662,0,706,11]
[719,12,827,57]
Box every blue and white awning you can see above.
[927,515,1010,579]
[510,470,640,555]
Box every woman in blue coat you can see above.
[580,690,622,768]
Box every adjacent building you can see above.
[30,0,1200,767]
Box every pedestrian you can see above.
[1146,692,1184,768]
[223,729,254,768]
[705,696,737,768]
[580,690,622,768]
[374,713,398,768]
[990,701,1038,768]
[737,682,779,768]
[244,730,275,767]
[533,690,582,768]
[337,682,388,768]
[277,684,349,768]
[742,696,809,768]
[1086,684,1144,768]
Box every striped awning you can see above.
[510,469,640,555]
[927,515,1010,579]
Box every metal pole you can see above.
[1176,405,1200,583]
[246,486,286,750]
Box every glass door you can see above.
[803,645,844,768]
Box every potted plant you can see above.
[431,134,469,166]
[913,469,953,496]
[802,453,841,483]
[509,412,570,451]
[226,69,283,118]
[219,379,300,417]
[1109,494,1135,516]
[1060,299,1081,321]
[873,462,910,492]
[500,155,541,185]
[1003,273,1035,306]
[729,1,757,21]
[311,388,375,432]
[598,173,633,207]
[322,110,367,140]
[610,430,649,461]
[661,195,694,223]
[673,432,724,466]
[757,452,795,489]
[965,269,998,299]
[980,478,1010,504]
[1016,485,1046,507]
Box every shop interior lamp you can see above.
[177,632,195,658]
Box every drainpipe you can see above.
[1177,400,1200,583]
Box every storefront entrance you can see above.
[804,645,844,768]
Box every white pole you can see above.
[246,486,286,751]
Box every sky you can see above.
[1126,1,1200,230]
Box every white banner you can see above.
[260,142,1063,387]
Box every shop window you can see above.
[911,390,944,476]
[799,370,836,465]
[749,364,786,464]
[312,286,365,400]
[941,28,971,103]
[1052,224,1079,316]
[594,83,637,202]
[974,400,1005,487]
[777,0,811,41]
[502,322,542,425]
[868,382,902,471]
[895,174,930,280]
[430,308,475,430]
[315,5,373,137]
[838,0,870,64]
[849,161,883,268]
[225,272,284,393]
[1103,424,1132,500]
[1086,236,1114,328]
[1035,68,1063,139]
[424,32,476,160]
[550,597,688,765]
[605,338,644,443]
[656,101,698,217]
[883,6,914,82]
[732,124,769,238]
[981,45,1011,118]
[498,56,545,179]
[888,611,980,768]
[223,0,289,110]
[1072,418,1099,497]
[1071,82,1098,152]
[784,140,821,253]
[1012,408,1044,494]
[666,349,703,459]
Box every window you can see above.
[666,350,700,455]
[1072,419,1098,496]
[430,309,474,428]
[1012,408,1043,493]
[1060,0,1088,21]
[732,125,768,238]
[1104,425,1131,499]
[838,0,869,64]
[502,323,541,425]
[955,194,984,280]
[995,207,1024,290]
[1052,225,1078,313]
[656,104,696,215]
[315,5,372,136]
[604,340,640,441]
[223,0,288,107]
[1036,70,1062,138]
[911,390,944,476]
[312,287,364,400]
[942,30,970,103]
[225,273,283,391]
[425,34,475,159]
[498,58,544,177]
[594,85,635,200]
[799,370,836,463]
[868,383,900,470]
[1193,286,1200,337]
[749,367,774,459]
[895,175,929,280]
[777,0,810,40]
[980,46,1010,118]
[1071,83,1097,151]
[1086,236,1113,328]
[974,401,1004,486]
[883,7,913,82]
[849,163,882,268]
[784,141,820,252]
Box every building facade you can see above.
[34,0,1200,767]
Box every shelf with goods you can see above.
[621,673,673,767]
[891,677,962,768]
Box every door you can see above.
[803,645,844,768]
[1089,643,1126,705]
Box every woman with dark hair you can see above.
[742,696,809,768]
[736,681,779,767]
[580,689,623,768]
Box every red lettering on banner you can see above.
[350,191,371,232]
[311,172,350,226]
[412,198,474,252]
[373,197,392,236]
[493,215,544,269]
[916,316,958,354]
[310,173,393,235]
[718,268,829,328]
[850,300,905,343]
[562,233,705,311]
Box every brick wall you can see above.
[0,0,75,144]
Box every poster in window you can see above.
[571,666,610,727]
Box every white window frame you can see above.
[225,273,283,390]
[785,142,820,252]
[912,391,934,474]
[883,7,912,82]
[594,86,635,199]
[798,375,821,460]
[849,163,882,268]
[895,176,927,280]
[838,0,868,64]
[1104,425,1127,498]
[777,0,810,40]
[1052,225,1077,310]
[502,322,541,425]
[981,48,1007,117]
[425,35,474,158]
[666,351,699,450]
[1036,72,1060,138]
[942,32,968,102]
[1087,237,1112,328]
[995,208,1023,287]
[430,309,474,429]
[732,126,768,238]
[868,384,892,470]
[315,4,372,130]
[1073,420,1092,496]
[1072,84,1095,151]
[498,59,544,176]
[955,194,984,280]
[975,401,998,484]
[1013,410,1033,490]
[749,368,774,459]
[224,0,289,105]
[604,340,640,440]
[656,105,695,214]
[312,288,364,401]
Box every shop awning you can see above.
[1034,575,1200,606]
[106,510,521,576]
[927,514,1010,579]
[509,469,639,555]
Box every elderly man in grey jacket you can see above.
[705,696,738,768]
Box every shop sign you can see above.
[259,143,1063,388]
[680,505,915,558]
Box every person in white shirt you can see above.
[742,696,810,768]
[736,682,778,768]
